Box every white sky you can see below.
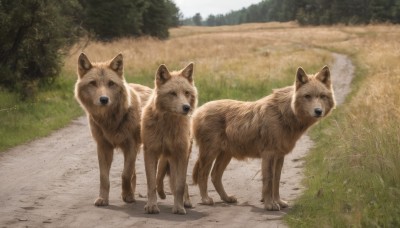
[174,0,263,18]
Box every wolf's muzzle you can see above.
[182,104,191,114]
[314,108,323,117]
[99,96,109,105]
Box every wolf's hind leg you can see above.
[195,149,217,205]
[211,153,236,203]
[156,156,168,199]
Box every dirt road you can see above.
[0,53,353,228]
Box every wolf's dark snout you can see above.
[182,104,191,113]
[314,108,323,117]
[99,96,109,105]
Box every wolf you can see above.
[142,63,197,214]
[192,66,335,211]
[75,53,151,206]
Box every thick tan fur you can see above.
[192,66,336,211]
[142,63,197,214]
[74,53,151,206]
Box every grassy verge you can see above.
[286,25,400,227]
[0,73,83,151]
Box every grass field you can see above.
[1,22,399,227]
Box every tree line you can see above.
[183,0,400,26]
[0,0,180,99]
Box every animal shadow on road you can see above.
[240,201,289,217]
[101,200,206,221]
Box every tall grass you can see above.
[286,24,400,227]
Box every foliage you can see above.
[0,0,81,99]
[192,13,203,26]
[79,0,180,40]
[185,0,400,26]
[79,0,145,40]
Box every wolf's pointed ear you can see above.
[109,53,124,77]
[295,67,308,89]
[316,65,331,87]
[156,64,171,87]
[181,62,194,83]
[78,53,92,78]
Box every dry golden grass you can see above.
[64,22,332,90]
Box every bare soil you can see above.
[0,53,353,228]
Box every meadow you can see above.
[0,22,399,226]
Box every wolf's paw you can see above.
[201,197,214,205]
[222,195,237,204]
[172,205,186,215]
[122,193,135,203]
[277,199,288,208]
[94,197,109,206]
[184,200,193,208]
[264,201,281,211]
[144,203,160,214]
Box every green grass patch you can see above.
[127,69,296,105]
[195,72,293,105]
[286,112,400,227]
[0,73,83,151]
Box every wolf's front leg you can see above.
[261,152,280,211]
[183,183,192,208]
[273,156,288,208]
[95,141,114,206]
[144,150,160,214]
[121,141,138,203]
[169,158,187,214]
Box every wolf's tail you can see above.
[192,160,200,185]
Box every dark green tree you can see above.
[193,13,203,26]
[206,15,217,26]
[142,0,167,39]
[165,0,181,27]
[0,0,81,99]
[80,0,145,40]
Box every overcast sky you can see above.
[174,0,263,18]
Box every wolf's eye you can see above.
[89,81,97,87]
[108,81,115,87]
[304,94,312,99]
[169,91,177,96]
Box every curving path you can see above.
[0,53,354,228]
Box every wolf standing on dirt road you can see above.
[142,63,197,215]
[74,53,151,206]
[192,66,336,211]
